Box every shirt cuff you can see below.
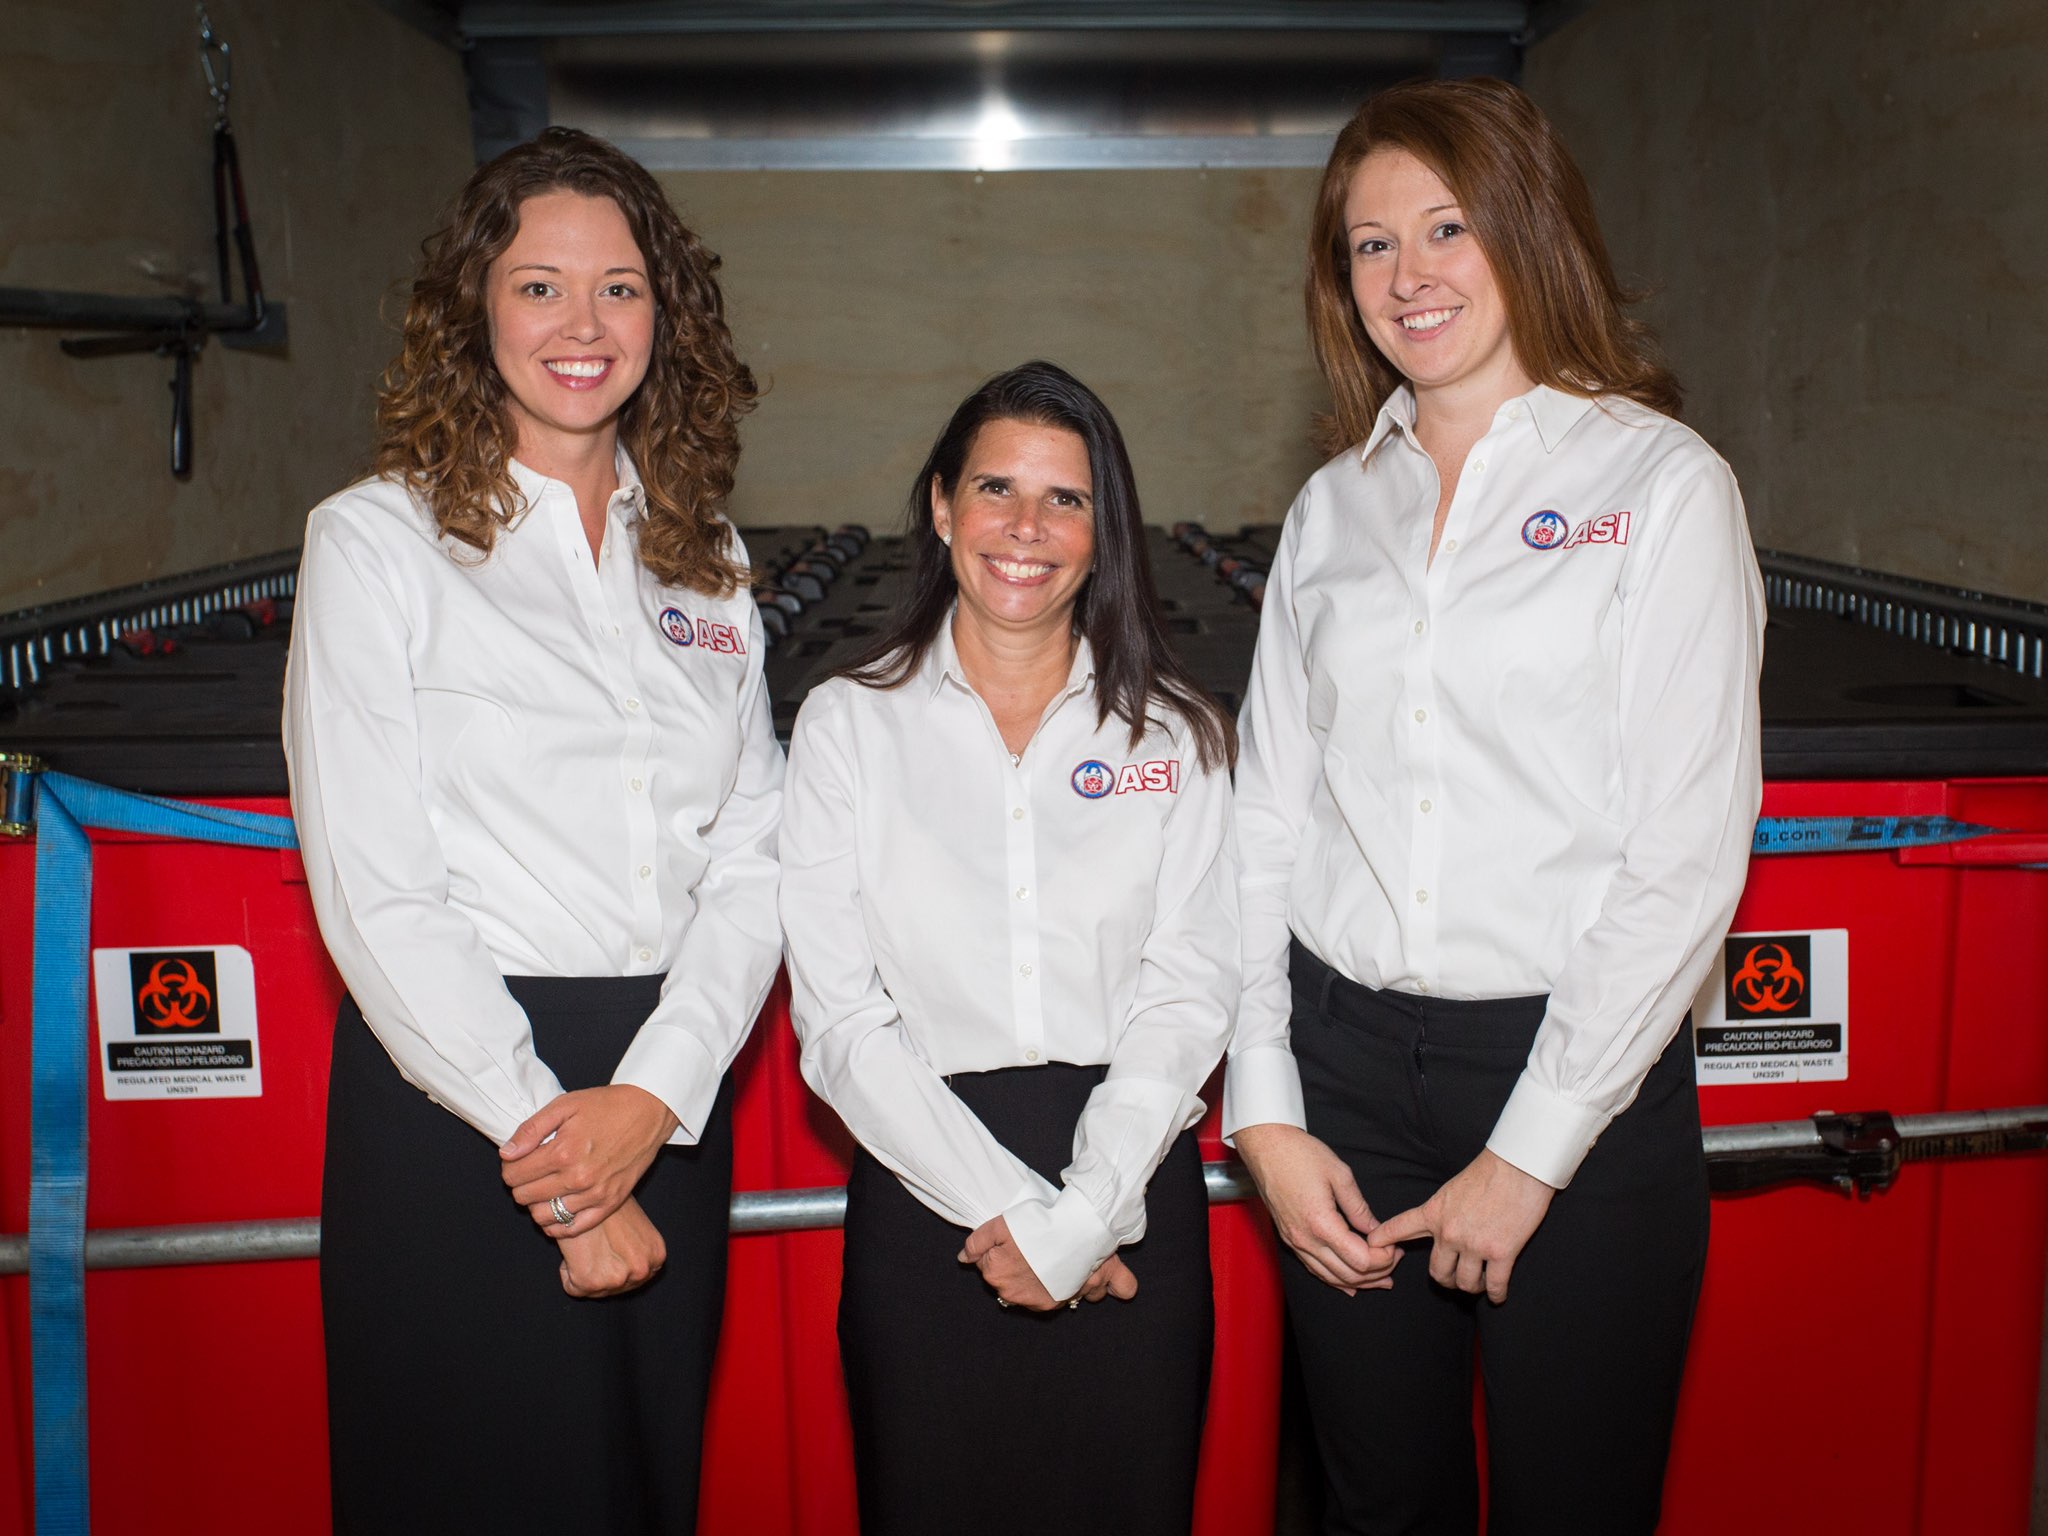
[1221,1044,1307,1144]
[1485,1071,1609,1189]
[1002,1185,1119,1304]
[612,1024,722,1146]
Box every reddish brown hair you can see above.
[1306,76,1679,453]
[375,128,757,595]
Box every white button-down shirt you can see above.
[1226,384,1763,1187]
[283,454,784,1147]
[780,621,1238,1301]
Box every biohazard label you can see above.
[93,945,262,1100]
[1691,929,1848,1085]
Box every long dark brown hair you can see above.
[374,127,757,595]
[838,361,1236,773]
[1306,76,1679,453]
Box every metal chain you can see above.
[197,3,231,128]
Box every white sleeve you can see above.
[1004,734,1240,1302]
[1487,452,1764,1187]
[1222,495,1315,1140]
[283,504,563,1145]
[779,686,1061,1235]
[613,597,785,1143]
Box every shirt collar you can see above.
[1522,385,1596,454]
[1358,385,1418,464]
[924,607,1097,702]
[1357,381,1597,461]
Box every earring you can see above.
[939,531,952,547]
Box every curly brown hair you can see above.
[374,127,757,595]
[1306,78,1679,454]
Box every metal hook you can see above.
[197,3,231,127]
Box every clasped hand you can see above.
[556,1195,665,1298]
[1232,1123,1401,1295]
[958,1214,1138,1311]
[500,1083,680,1237]
[1368,1147,1556,1304]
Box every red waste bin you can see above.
[0,814,340,1535]
[1661,773,2048,1535]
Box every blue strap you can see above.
[40,773,298,849]
[26,773,295,1534]
[1752,814,2000,856]
[29,787,90,1536]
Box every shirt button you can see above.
[1413,619,1425,635]
[1012,807,1025,821]
[1015,887,1030,900]
[611,624,622,638]
[1417,980,1431,994]
[638,865,652,879]
[1025,1050,1041,1062]
[1420,798,1433,813]
[1413,708,1427,724]
[636,948,654,963]
[1416,889,1429,904]
[625,697,641,712]
[1472,458,1487,473]
[1443,538,1458,553]
[629,777,644,792]
[1019,963,1033,977]
[1507,403,1523,420]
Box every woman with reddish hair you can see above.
[1225,77,1763,1532]
[285,128,781,1533]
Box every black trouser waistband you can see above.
[1289,936,1548,1046]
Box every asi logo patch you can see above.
[1521,510,1569,550]
[128,951,221,1035]
[658,607,746,655]
[1725,935,1811,1019]
[1072,760,1114,799]
[1073,759,1182,799]
[1524,510,1633,552]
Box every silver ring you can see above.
[996,1297,1011,1309]
[550,1195,573,1228]
[1067,1299,1079,1310]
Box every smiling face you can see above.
[487,189,655,465]
[932,417,1095,640]
[1344,147,1532,413]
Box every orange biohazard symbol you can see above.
[136,959,213,1029]
[1729,942,1805,1015]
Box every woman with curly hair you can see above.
[284,127,782,1533]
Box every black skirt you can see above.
[321,976,733,1536]
[837,1061,1213,1536]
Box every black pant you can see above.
[838,1062,1213,1536]
[1283,940,1709,1536]
[321,976,733,1536]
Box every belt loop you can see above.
[1317,955,1338,1018]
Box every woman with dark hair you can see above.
[284,127,781,1532]
[1225,78,1763,1532]
[780,360,1237,1534]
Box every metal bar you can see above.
[460,1,1531,40]
[613,132,1341,173]
[1702,1106,2048,1157]
[8,1111,2040,1278]
[0,286,255,336]
[0,1163,1260,1276]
